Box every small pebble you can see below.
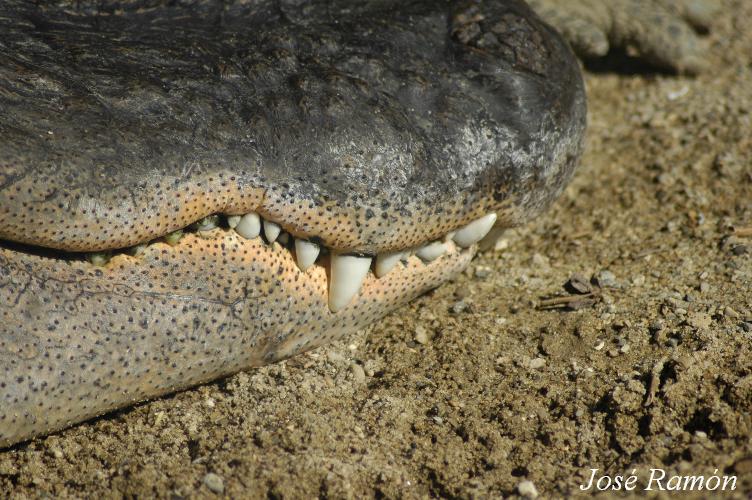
[567,273,592,294]
[153,411,166,426]
[363,361,377,377]
[451,301,467,314]
[494,238,509,251]
[203,473,225,494]
[649,320,664,332]
[474,265,492,279]
[595,270,618,288]
[517,480,539,499]
[414,326,429,345]
[351,363,366,383]
[529,357,546,369]
[326,350,346,364]
[731,244,749,256]
[725,306,740,318]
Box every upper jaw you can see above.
[0,0,585,257]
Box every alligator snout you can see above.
[0,0,585,447]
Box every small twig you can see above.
[538,292,600,310]
[634,247,667,259]
[732,226,752,238]
[567,230,592,241]
[644,356,668,407]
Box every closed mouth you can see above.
[3,209,498,313]
[0,0,586,447]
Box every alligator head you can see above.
[0,0,586,446]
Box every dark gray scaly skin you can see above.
[0,0,589,447]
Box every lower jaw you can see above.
[0,231,475,447]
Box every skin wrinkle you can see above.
[0,0,591,446]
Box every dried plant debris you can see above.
[538,272,606,310]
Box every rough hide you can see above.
[0,0,586,447]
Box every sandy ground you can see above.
[1,1,751,498]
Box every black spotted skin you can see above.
[0,234,473,446]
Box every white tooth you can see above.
[277,232,290,245]
[415,241,446,262]
[263,220,281,243]
[227,215,241,229]
[295,239,320,271]
[374,251,405,278]
[235,212,261,239]
[453,213,497,248]
[329,254,372,312]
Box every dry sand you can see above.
[1,1,750,497]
